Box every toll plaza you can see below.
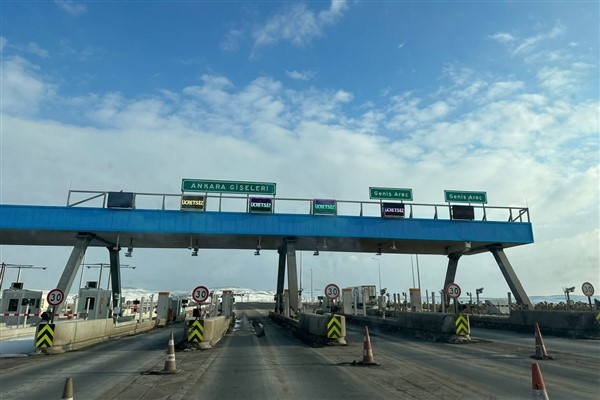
[0,179,537,348]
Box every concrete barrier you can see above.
[270,312,346,344]
[0,325,38,341]
[344,312,457,342]
[185,316,232,349]
[470,310,600,338]
[44,319,157,354]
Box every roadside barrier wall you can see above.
[470,310,600,338]
[344,312,456,341]
[270,312,346,344]
[0,325,38,341]
[44,319,156,354]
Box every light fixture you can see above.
[322,238,327,250]
[376,244,382,256]
[390,240,397,251]
[188,236,193,250]
[313,249,319,256]
[254,237,261,255]
[125,238,133,257]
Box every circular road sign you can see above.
[581,282,595,297]
[192,286,210,303]
[445,283,461,299]
[47,288,65,306]
[324,283,340,300]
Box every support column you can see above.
[276,244,286,314]
[443,254,461,306]
[108,247,122,317]
[54,234,93,300]
[285,239,299,316]
[490,247,532,308]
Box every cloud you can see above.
[27,42,49,58]
[488,32,515,43]
[55,0,87,16]
[286,70,316,81]
[0,56,56,116]
[0,37,7,52]
[220,29,244,52]
[512,22,566,56]
[1,29,598,297]
[252,0,348,50]
[536,62,593,94]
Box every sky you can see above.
[0,0,598,300]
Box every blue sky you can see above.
[0,1,598,299]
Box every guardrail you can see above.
[66,190,530,223]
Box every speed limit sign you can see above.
[47,288,65,306]
[324,283,340,300]
[192,285,209,303]
[582,282,595,297]
[445,283,461,299]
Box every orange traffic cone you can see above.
[532,362,550,400]
[352,326,379,366]
[61,377,73,400]
[533,323,553,360]
[162,331,177,373]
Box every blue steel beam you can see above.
[0,205,534,255]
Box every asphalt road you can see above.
[1,304,598,399]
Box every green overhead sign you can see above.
[444,190,487,204]
[369,187,413,201]
[182,179,276,195]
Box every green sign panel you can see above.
[444,190,487,204]
[182,179,276,195]
[313,199,337,215]
[369,187,413,201]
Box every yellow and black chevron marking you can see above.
[35,323,55,348]
[455,314,470,336]
[187,319,204,343]
[327,315,342,339]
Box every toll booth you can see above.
[221,290,234,318]
[156,292,170,323]
[76,283,112,320]
[0,284,47,326]
[341,288,353,314]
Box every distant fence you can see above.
[66,190,530,223]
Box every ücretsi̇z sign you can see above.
[249,197,273,213]
[180,195,205,211]
[313,199,337,215]
[381,202,405,218]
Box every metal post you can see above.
[310,269,313,303]
[440,290,445,313]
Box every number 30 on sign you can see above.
[445,283,461,299]
[324,283,340,300]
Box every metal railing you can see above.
[66,190,530,223]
